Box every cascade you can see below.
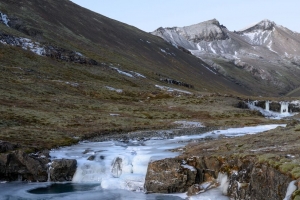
[280,102,289,114]
[283,181,297,200]
[265,101,270,111]
[47,162,53,182]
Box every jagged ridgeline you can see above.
[152,19,300,96]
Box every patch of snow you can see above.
[75,51,83,57]
[110,67,134,78]
[173,121,204,128]
[129,71,146,78]
[202,64,217,74]
[267,40,278,54]
[146,41,151,44]
[160,48,166,53]
[208,43,216,54]
[105,86,123,93]
[65,81,79,87]
[291,100,300,106]
[181,164,196,172]
[0,12,9,27]
[160,48,173,56]
[110,114,120,116]
[0,36,46,56]
[155,85,192,95]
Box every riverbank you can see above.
[144,121,300,199]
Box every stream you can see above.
[0,124,286,200]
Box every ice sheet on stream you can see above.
[0,124,286,200]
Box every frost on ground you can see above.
[105,86,123,93]
[0,11,9,27]
[110,66,146,78]
[0,35,46,56]
[155,85,192,95]
[173,121,204,128]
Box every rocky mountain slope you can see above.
[152,19,300,96]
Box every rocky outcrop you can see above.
[49,159,77,182]
[144,155,294,200]
[0,33,98,65]
[144,158,197,193]
[0,142,77,182]
[0,150,50,181]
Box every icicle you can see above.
[265,101,270,111]
[47,162,53,182]
[280,102,289,114]
[283,181,297,200]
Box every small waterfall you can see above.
[280,102,289,114]
[47,162,53,182]
[283,181,297,200]
[265,101,270,111]
[217,172,229,195]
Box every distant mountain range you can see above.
[152,19,300,96]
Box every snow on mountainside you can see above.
[152,19,300,96]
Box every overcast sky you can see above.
[71,0,300,33]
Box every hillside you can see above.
[152,19,300,96]
[0,0,263,150]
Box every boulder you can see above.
[144,158,197,193]
[0,150,50,181]
[49,159,77,182]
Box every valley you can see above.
[0,0,300,199]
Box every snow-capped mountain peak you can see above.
[238,19,276,33]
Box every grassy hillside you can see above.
[0,0,264,151]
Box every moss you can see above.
[292,190,300,200]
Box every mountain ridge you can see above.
[152,18,300,96]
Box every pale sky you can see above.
[71,0,300,33]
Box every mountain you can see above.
[0,0,257,150]
[152,19,300,96]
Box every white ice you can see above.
[173,121,204,128]
[110,67,134,78]
[1,124,286,200]
[105,86,123,93]
[155,84,192,95]
[0,12,9,26]
[283,181,297,200]
[247,101,297,119]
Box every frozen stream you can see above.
[0,124,286,200]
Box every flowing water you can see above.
[0,124,286,200]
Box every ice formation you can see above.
[247,100,297,119]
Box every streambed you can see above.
[0,124,286,200]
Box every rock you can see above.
[144,158,197,193]
[0,150,50,182]
[49,159,77,182]
[269,102,281,112]
[236,101,249,109]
